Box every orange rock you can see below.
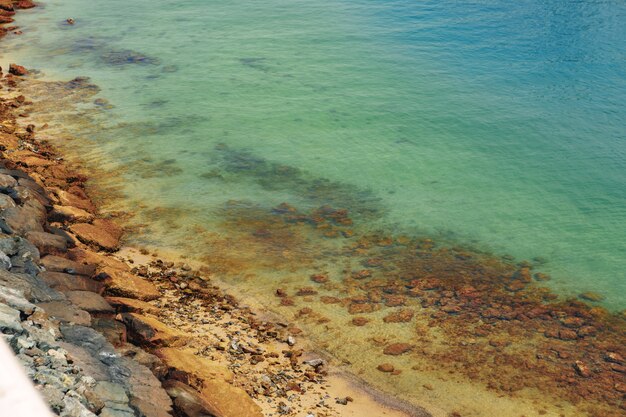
[51,205,94,222]
[351,317,370,326]
[54,188,96,212]
[93,218,123,241]
[310,273,328,283]
[377,363,394,372]
[156,348,233,385]
[105,296,160,315]
[382,309,414,323]
[102,267,160,301]
[8,63,27,75]
[122,313,188,347]
[348,303,377,314]
[70,222,119,251]
[383,343,413,356]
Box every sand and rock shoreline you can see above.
[2,2,626,417]
[0,4,421,417]
[0,71,418,417]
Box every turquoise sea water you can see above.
[3,1,626,415]
[4,0,624,307]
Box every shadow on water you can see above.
[206,144,385,221]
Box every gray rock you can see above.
[0,173,18,191]
[124,357,173,417]
[20,315,62,347]
[0,270,65,302]
[0,236,20,255]
[98,407,134,417]
[16,236,41,261]
[0,302,23,333]
[60,324,113,357]
[10,186,50,210]
[0,250,11,269]
[0,285,35,313]
[40,384,66,412]
[0,194,16,210]
[60,392,98,417]
[93,381,129,404]
[17,177,46,195]
[57,342,110,381]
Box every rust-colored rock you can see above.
[383,309,414,323]
[8,63,27,76]
[122,313,188,347]
[156,347,233,386]
[377,363,394,373]
[351,317,370,326]
[40,255,95,277]
[38,271,103,293]
[16,0,36,9]
[383,343,413,356]
[101,267,160,301]
[51,205,94,222]
[573,361,591,378]
[348,303,377,314]
[105,296,159,315]
[70,223,119,251]
[54,189,96,212]
[310,273,328,283]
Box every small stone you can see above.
[8,63,28,76]
[383,343,413,356]
[573,361,591,378]
[377,363,394,372]
[578,292,605,302]
[351,317,369,326]
[383,309,414,323]
[604,352,624,365]
[310,273,328,283]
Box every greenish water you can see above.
[4,0,624,307]
[3,1,626,415]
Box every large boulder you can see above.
[40,255,96,277]
[70,223,119,251]
[156,347,234,385]
[65,291,114,314]
[37,300,92,326]
[101,268,160,301]
[25,231,68,255]
[121,313,188,347]
[38,271,103,294]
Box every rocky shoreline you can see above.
[0,6,419,417]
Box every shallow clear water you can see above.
[4,0,625,307]
[2,1,626,415]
